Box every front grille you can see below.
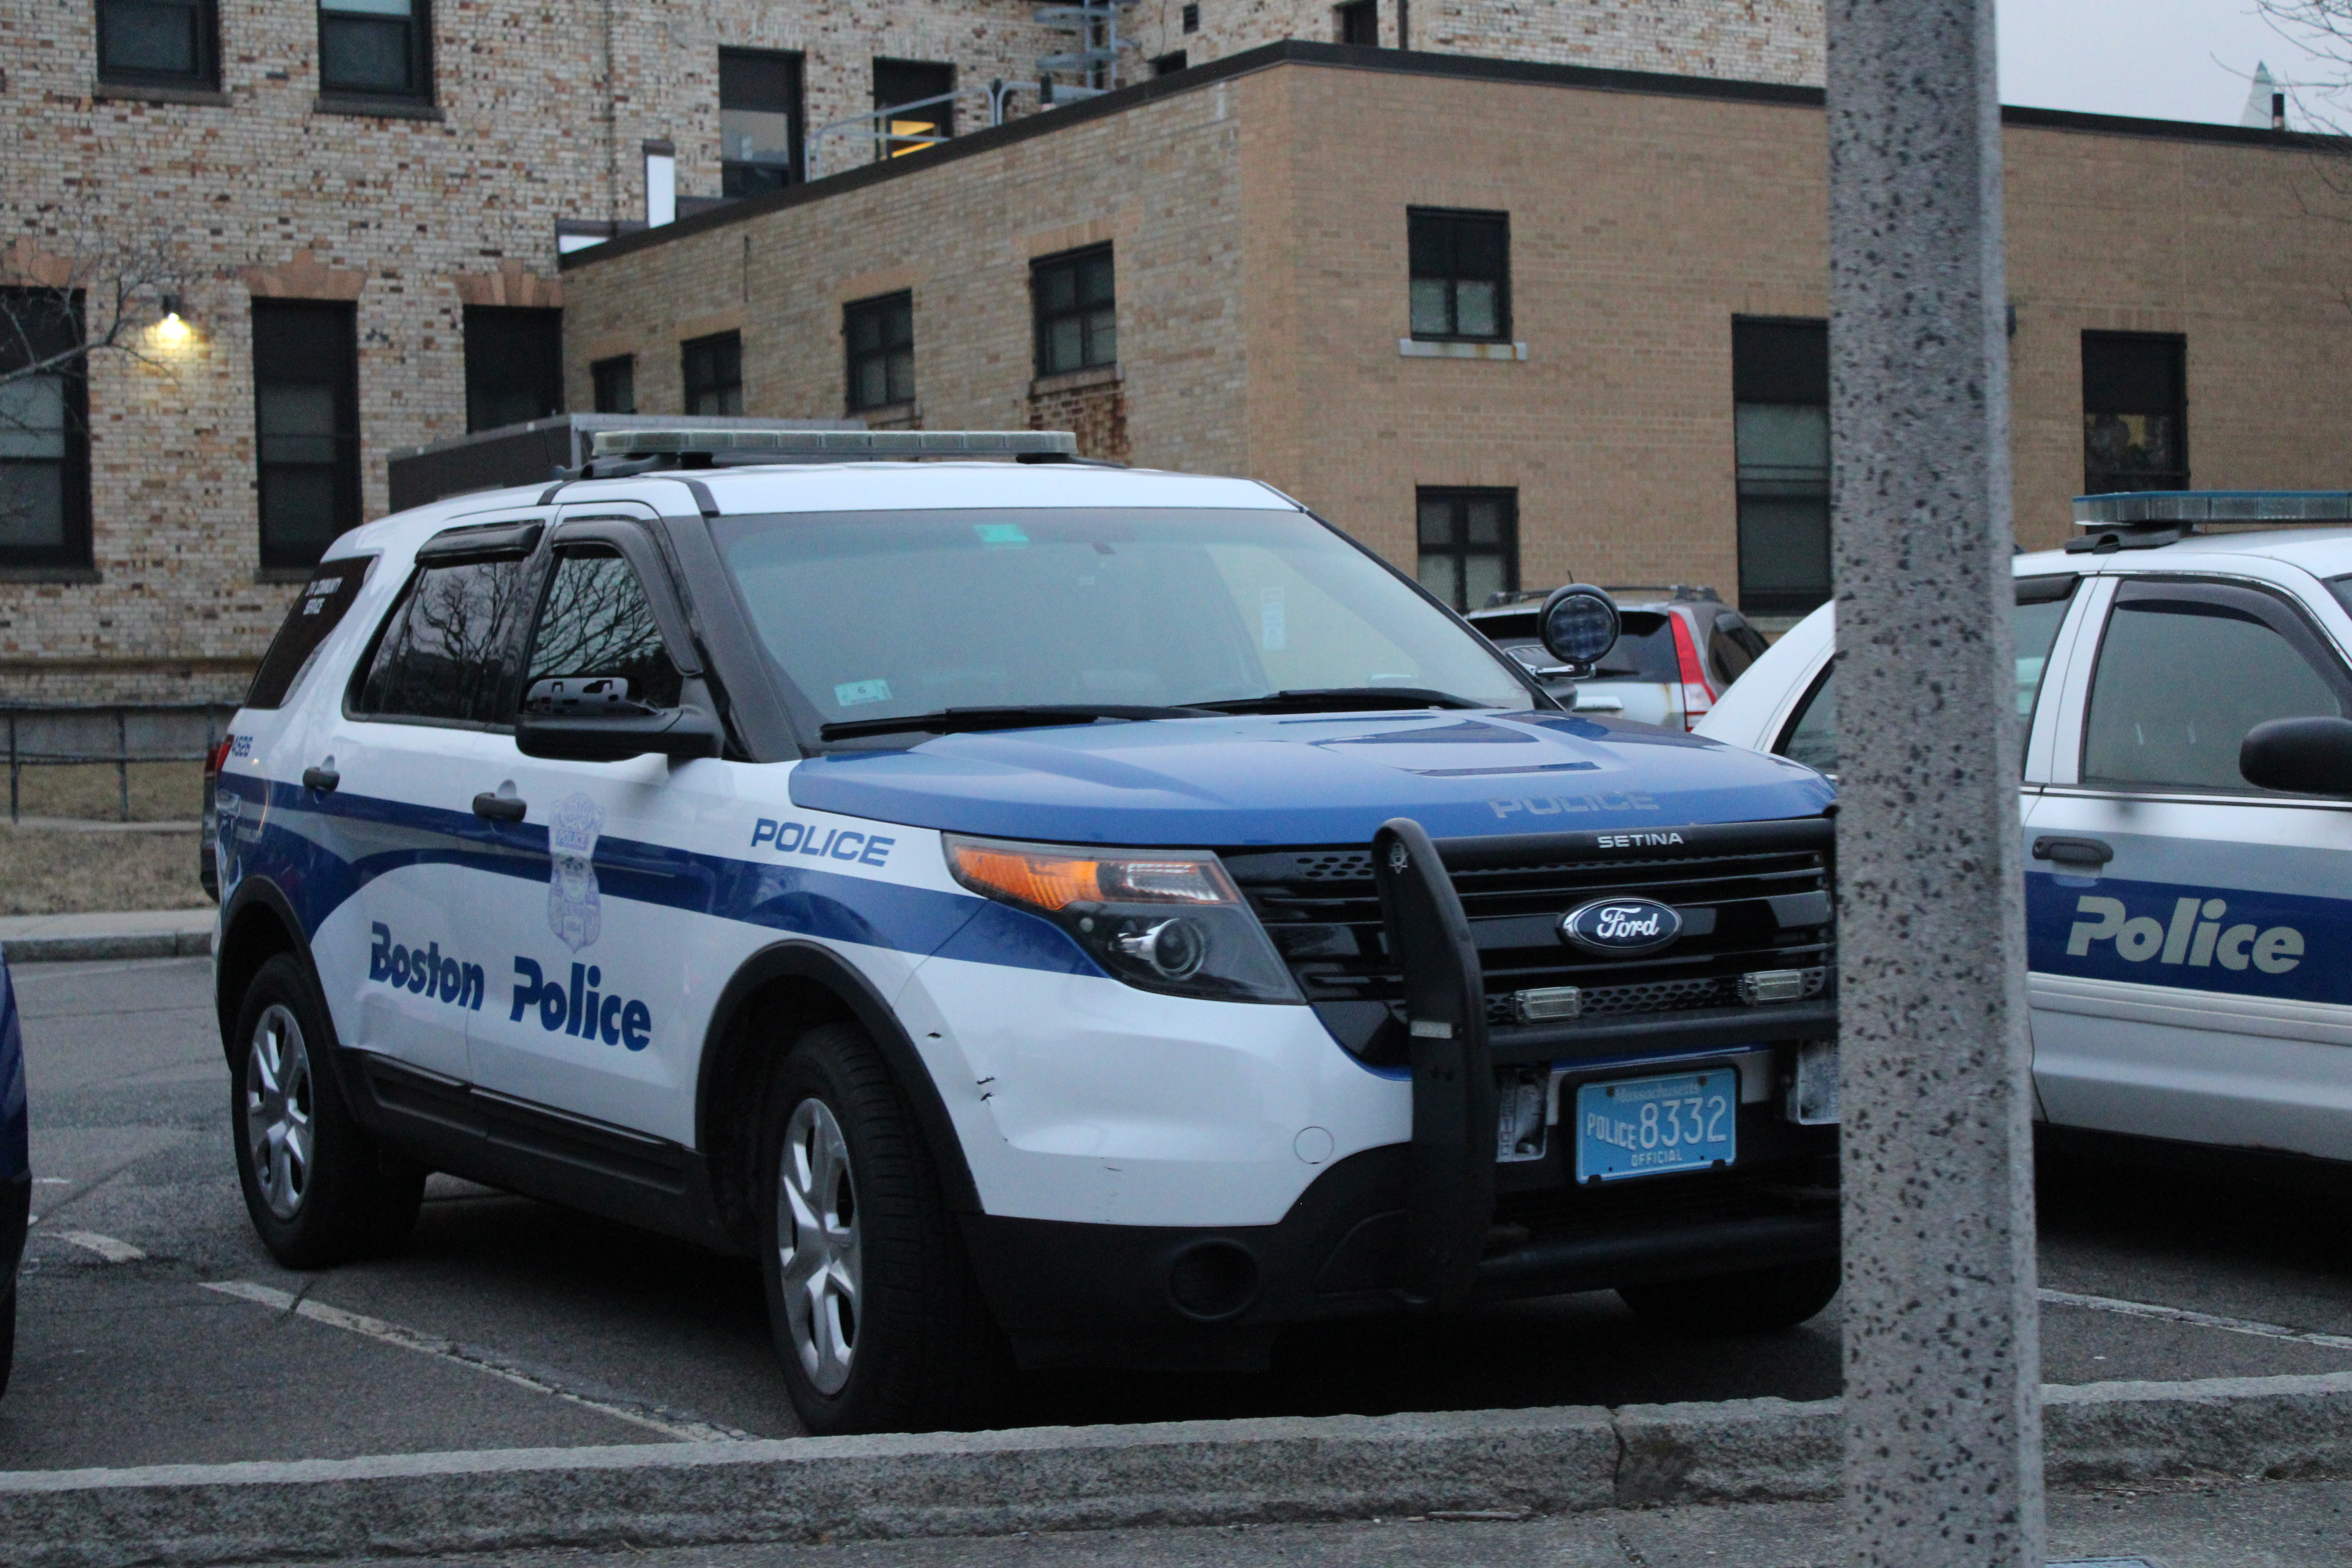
[1481,965,1828,1026]
[1225,820,1834,1063]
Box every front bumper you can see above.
[964,1111,1838,1371]
[963,815,1840,1372]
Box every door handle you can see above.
[472,792,528,822]
[2031,835,2112,868]
[301,766,339,793]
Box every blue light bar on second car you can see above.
[2073,490,2352,526]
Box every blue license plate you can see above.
[1573,1068,1737,1182]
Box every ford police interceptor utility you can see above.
[1699,490,2352,1181]
[209,426,1841,1434]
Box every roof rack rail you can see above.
[2068,490,2352,553]
[586,427,1079,463]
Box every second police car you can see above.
[211,426,1842,1434]
[1699,490,2352,1180]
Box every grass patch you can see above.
[0,827,211,916]
[4,760,204,823]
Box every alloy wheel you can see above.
[777,1097,863,1394]
[245,1003,314,1220]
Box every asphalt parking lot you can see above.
[7,955,2352,1472]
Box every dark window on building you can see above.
[96,0,219,87]
[721,49,804,198]
[682,331,744,416]
[1181,3,1200,31]
[1407,208,1509,342]
[354,555,528,724]
[1732,316,1830,618]
[873,59,953,160]
[319,0,431,100]
[2083,331,2187,495]
[1151,51,1188,75]
[1032,245,1116,377]
[844,292,915,412]
[0,289,92,573]
[252,299,361,573]
[1336,0,1377,44]
[1416,488,1517,612]
[463,307,563,434]
[591,355,636,414]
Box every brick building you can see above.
[2,0,1820,704]
[558,44,2352,626]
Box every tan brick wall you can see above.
[564,79,1252,482]
[562,56,2352,619]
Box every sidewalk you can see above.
[0,907,213,963]
[285,1478,2339,1567]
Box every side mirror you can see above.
[515,676,724,762]
[2240,715,2352,795]
[1538,584,1621,673]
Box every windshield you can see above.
[711,507,1532,731]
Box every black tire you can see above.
[229,953,424,1269]
[1617,1258,1842,1335]
[0,1285,15,1401]
[757,1020,1010,1436]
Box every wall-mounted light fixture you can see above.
[154,293,191,344]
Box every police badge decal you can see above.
[546,793,605,952]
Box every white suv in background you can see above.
[1700,491,2352,1181]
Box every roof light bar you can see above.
[2067,490,2352,553]
[588,427,1079,460]
[2073,490,2352,526]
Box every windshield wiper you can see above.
[818,704,1216,742]
[1188,687,1494,716]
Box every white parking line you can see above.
[2041,1287,2352,1355]
[54,1231,147,1263]
[200,1281,749,1443]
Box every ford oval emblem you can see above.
[1559,897,1684,956]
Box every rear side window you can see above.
[245,557,373,710]
[352,557,530,725]
[1707,612,1769,687]
[523,550,684,711]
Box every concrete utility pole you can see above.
[1824,4,2045,1567]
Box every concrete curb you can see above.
[4,1372,2351,1566]
[0,913,213,964]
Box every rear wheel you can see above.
[757,1020,1008,1435]
[1617,1258,1841,1335]
[229,954,423,1269]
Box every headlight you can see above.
[943,834,1301,1004]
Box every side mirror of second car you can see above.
[2240,715,2352,795]
[515,676,725,763]
[1537,584,1621,674]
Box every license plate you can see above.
[1574,1068,1737,1183]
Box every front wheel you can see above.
[229,954,423,1269]
[757,1021,1008,1435]
[1617,1257,1841,1336]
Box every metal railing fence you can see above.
[2,703,238,824]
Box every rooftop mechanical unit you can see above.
[387,414,861,512]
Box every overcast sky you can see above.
[1998,0,2345,125]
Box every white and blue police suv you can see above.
[211,426,1840,1434]
[1700,490,2352,1187]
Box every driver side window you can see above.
[2081,579,2350,794]
[524,549,684,712]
